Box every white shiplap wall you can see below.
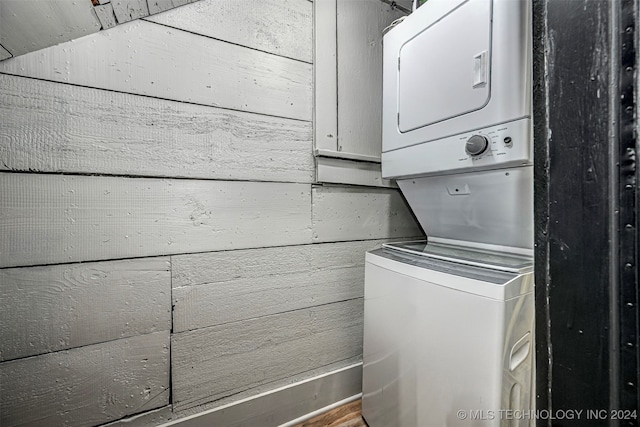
[0,0,423,425]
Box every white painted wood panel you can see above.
[0,20,312,121]
[0,45,11,61]
[148,0,199,15]
[172,299,363,410]
[0,0,101,57]
[0,174,312,268]
[0,257,170,362]
[173,269,363,332]
[0,74,313,182]
[337,0,405,157]
[171,240,388,332]
[146,0,312,63]
[172,239,389,288]
[313,0,338,152]
[312,185,423,242]
[95,3,118,30]
[316,157,396,188]
[0,331,170,427]
[112,0,150,23]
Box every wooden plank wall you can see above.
[0,0,423,425]
[0,0,201,61]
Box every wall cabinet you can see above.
[314,0,406,187]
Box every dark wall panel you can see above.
[534,0,639,424]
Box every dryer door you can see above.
[397,0,492,133]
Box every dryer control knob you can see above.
[465,135,489,156]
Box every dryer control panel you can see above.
[382,118,531,179]
[381,0,532,180]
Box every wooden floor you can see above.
[294,399,367,427]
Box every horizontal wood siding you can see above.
[0,257,170,362]
[95,4,118,30]
[0,331,170,427]
[312,186,423,242]
[0,74,313,182]
[172,299,363,411]
[0,1,423,424]
[148,0,199,15]
[0,20,312,121]
[0,174,312,268]
[171,240,387,332]
[146,0,313,63]
[111,0,150,23]
[0,0,101,57]
[172,240,387,288]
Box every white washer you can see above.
[362,242,534,427]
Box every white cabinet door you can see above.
[315,0,406,163]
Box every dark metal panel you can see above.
[534,0,640,423]
[546,0,613,414]
[532,0,551,415]
[617,0,639,420]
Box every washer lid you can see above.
[367,246,532,300]
[383,240,533,274]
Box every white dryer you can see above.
[380,0,533,251]
[382,0,532,181]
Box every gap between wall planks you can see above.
[0,331,170,427]
[101,406,174,427]
[0,19,312,121]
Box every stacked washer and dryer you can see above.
[362,0,534,426]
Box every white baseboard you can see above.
[159,363,363,427]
